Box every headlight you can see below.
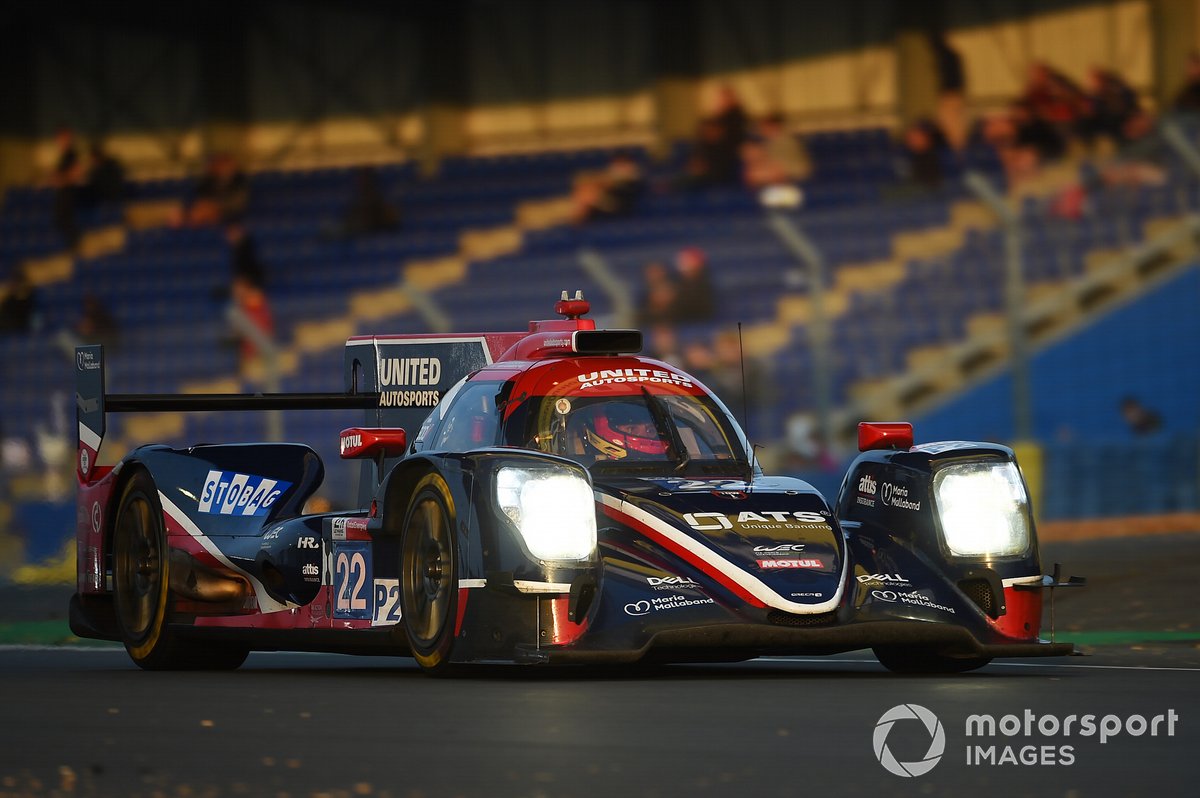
[933,460,1030,557]
[496,466,597,561]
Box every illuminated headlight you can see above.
[496,467,597,561]
[933,460,1031,557]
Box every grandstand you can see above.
[2,0,1199,574]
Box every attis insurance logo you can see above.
[874,704,945,777]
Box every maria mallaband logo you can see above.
[873,705,1181,775]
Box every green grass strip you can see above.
[0,620,116,646]
[1056,630,1200,646]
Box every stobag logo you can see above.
[874,704,945,777]
[198,470,293,516]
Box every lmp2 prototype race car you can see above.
[70,292,1081,674]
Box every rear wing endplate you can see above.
[74,345,379,481]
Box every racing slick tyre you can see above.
[112,470,249,671]
[399,473,462,676]
[872,646,991,674]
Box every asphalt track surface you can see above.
[0,535,1197,798]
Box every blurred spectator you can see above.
[1013,100,1068,162]
[671,246,716,323]
[304,495,334,514]
[336,167,400,237]
[929,30,968,150]
[53,292,120,361]
[175,153,249,227]
[681,338,717,388]
[711,85,749,153]
[636,260,678,327]
[1172,51,1200,112]
[0,267,39,333]
[1052,113,1168,220]
[50,126,83,247]
[989,100,1067,184]
[708,328,771,412]
[74,293,120,349]
[570,154,645,224]
[676,85,749,190]
[742,113,812,188]
[79,142,127,207]
[1080,67,1140,144]
[1021,62,1089,136]
[226,221,266,289]
[1121,395,1163,435]
[646,324,682,366]
[898,120,943,191]
[230,274,275,373]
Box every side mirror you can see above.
[858,422,913,452]
[339,427,407,460]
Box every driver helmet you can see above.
[584,401,668,460]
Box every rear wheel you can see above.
[112,471,248,670]
[399,474,460,676]
[872,646,991,674]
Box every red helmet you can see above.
[584,401,668,459]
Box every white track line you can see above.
[762,656,1200,673]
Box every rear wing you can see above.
[74,345,379,483]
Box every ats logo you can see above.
[198,470,293,516]
[684,511,828,531]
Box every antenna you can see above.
[737,322,755,486]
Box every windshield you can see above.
[506,387,752,477]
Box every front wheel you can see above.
[873,646,991,674]
[399,474,461,676]
[112,470,248,670]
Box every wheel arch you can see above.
[100,457,156,587]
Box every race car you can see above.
[70,292,1081,674]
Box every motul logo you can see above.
[757,558,823,569]
[340,433,362,454]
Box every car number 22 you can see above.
[333,542,372,620]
